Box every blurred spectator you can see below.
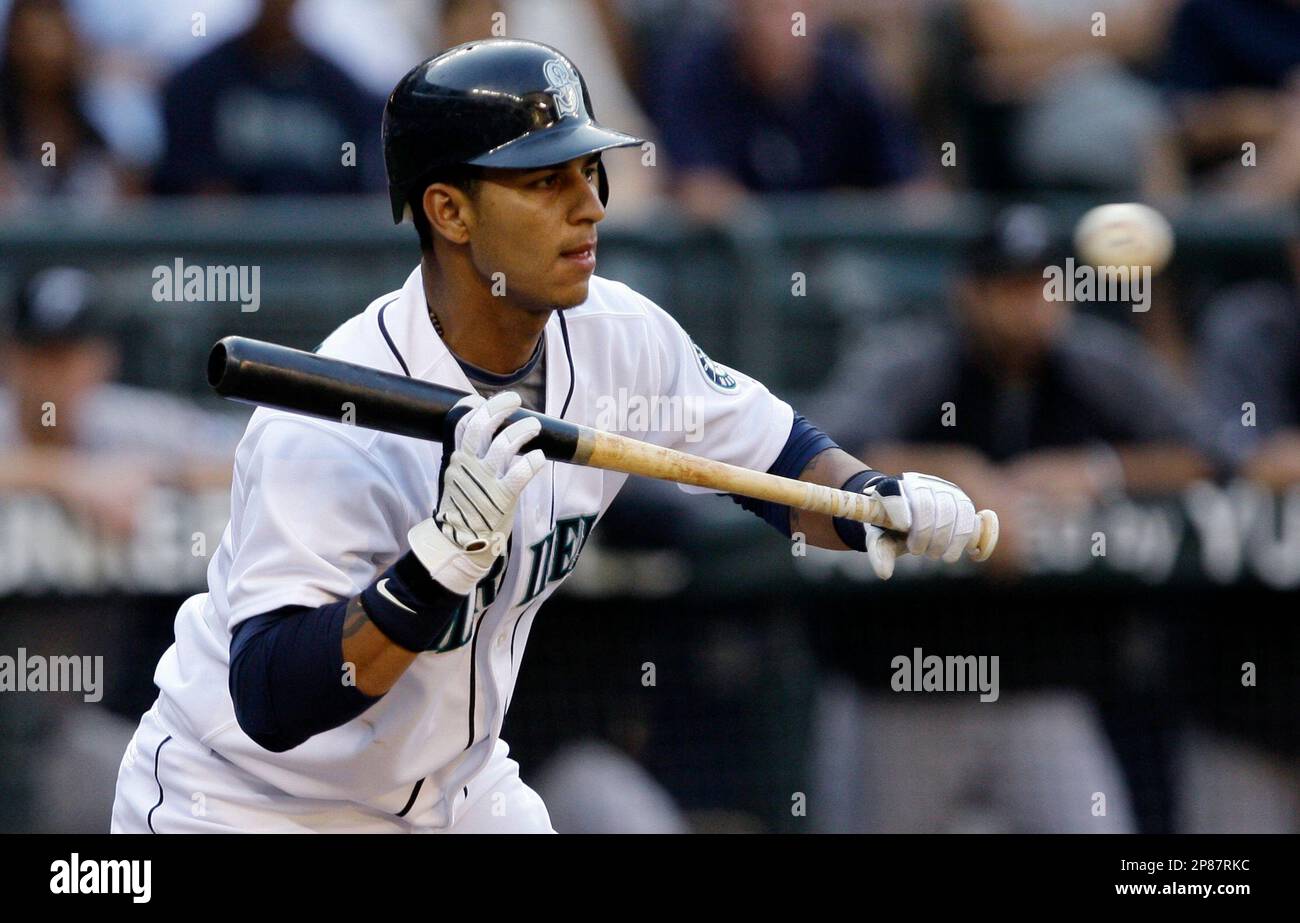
[1164,0,1300,208]
[0,265,247,832]
[811,679,1136,833]
[0,266,245,537]
[0,0,136,205]
[804,205,1225,832]
[828,0,944,106]
[950,0,1182,197]
[51,0,424,173]
[1197,228,1300,487]
[655,0,923,221]
[284,0,429,97]
[1182,215,1300,832]
[153,0,383,195]
[824,0,955,169]
[435,0,660,216]
[607,0,727,101]
[816,205,1218,570]
[532,739,689,833]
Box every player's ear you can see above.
[423,183,474,246]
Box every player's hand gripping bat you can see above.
[208,337,999,572]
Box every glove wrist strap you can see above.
[833,468,885,552]
[408,518,492,597]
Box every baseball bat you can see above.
[207,336,998,562]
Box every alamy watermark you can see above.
[0,648,103,702]
[1043,259,1151,312]
[152,258,260,312]
[891,647,999,703]
[594,389,703,442]
[50,854,150,903]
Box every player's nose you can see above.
[569,166,605,223]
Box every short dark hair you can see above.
[407,166,483,252]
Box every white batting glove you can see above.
[408,391,546,595]
[861,472,978,579]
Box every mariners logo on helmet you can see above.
[543,57,583,119]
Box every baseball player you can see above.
[111,39,981,833]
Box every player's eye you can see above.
[535,173,560,188]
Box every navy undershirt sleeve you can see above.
[229,549,465,753]
[228,598,371,753]
[728,413,839,536]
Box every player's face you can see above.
[467,154,605,311]
[8,2,78,81]
[961,273,1069,363]
[7,339,116,427]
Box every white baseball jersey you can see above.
[150,265,793,828]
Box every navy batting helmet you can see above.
[382,39,643,223]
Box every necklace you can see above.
[428,299,544,368]
[427,300,445,337]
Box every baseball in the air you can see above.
[1073,203,1174,274]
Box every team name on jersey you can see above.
[520,513,598,603]
[429,550,509,652]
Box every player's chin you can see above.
[546,275,592,309]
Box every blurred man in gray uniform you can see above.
[807,206,1220,832]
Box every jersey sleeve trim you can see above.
[728,413,838,536]
[376,297,410,376]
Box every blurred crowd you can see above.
[1,0,1298,211]
[1,0,1298,834]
